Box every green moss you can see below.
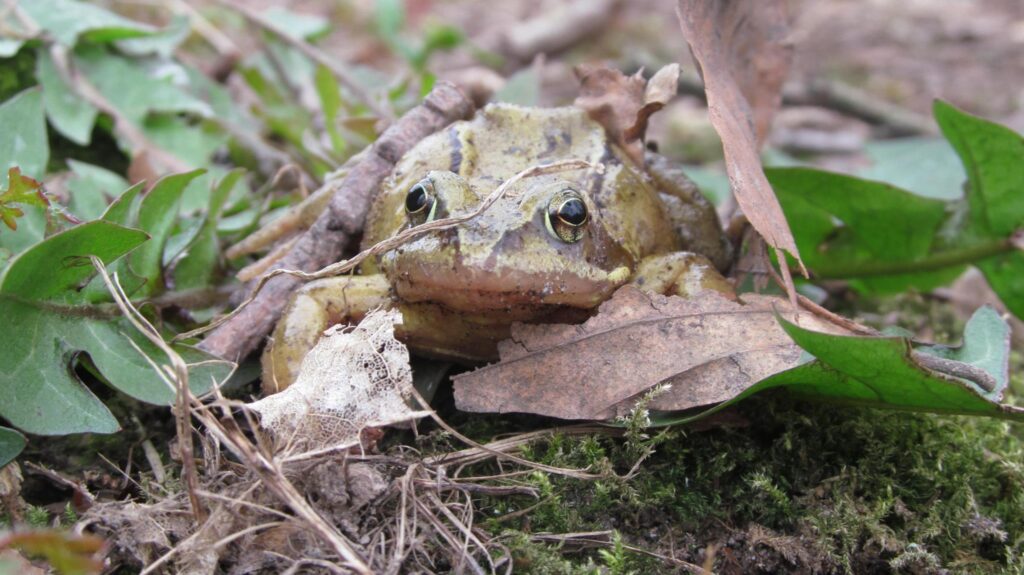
[475,394,1024,573]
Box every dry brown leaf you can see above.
[452,286,850,420]
[675,0,803,269]
[574,63,680,165]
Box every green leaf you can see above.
[0,88,49,178]
[494,67,540,106]
[314,65,346,156]
[140,115,226,170]
[0,220,145,302]
[116,15,191,58]
[130,170,205,296]
[858,138,964,201]
[0,426,26,467]
[935,100,1024,237]
[769,167,952,292]
[0,221,232,435]
[74,46,211,126]
[978,251,1024,320]
[100,182,144,226]
[0,207,45,275]
[374,0,405,39]
[36,47,99,146]
[768,307,1016,417]
[0,221,146,433]
[18,0,154,46]
[173,170,243,291]
[654,306,1020,426]
[66,160,128,221]
[261,7,330,40]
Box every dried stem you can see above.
[90,257,208,525]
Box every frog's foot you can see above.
[630,252,735,299]
[261,274,391,395]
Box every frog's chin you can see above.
[388,264,630,313]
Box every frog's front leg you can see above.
[261,274,391,394]
[645,153,733,272]
[630,252,735,299]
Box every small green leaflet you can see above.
[0,168,47,231]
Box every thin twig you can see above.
[91,258,208,525]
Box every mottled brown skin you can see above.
[262,104,732,394]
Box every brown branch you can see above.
[197,82,474,361]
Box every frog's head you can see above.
[373,169,638,312]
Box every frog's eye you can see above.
[405,179,438,225]
[545,190,589,243]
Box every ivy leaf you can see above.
[128,170,205,296]
[0,88,49,179]
[261,7,330,40]
[935,100,1024,237]
[0,220,231,435]
[173,170,243,291]
[0,168,47,231]
[116,15,192,58]
[18,0,154,46]
[37,47,99,146]
[935,101,1024,318]
[74,46,212,126]
[653,306,1019,426]
[764,306,1016,417]
[0,426,26,467]
[66,160,128,221]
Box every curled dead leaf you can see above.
[574,63,680,165]
[675,0,803,270]
[452,286,850,420]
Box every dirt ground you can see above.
[220,0,1024,128]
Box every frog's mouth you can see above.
[387,256,632,313]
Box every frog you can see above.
[261,104,733,394]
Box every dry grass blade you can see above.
[528,531,710,574]
[90,258,373,573]
[90,257,207,525]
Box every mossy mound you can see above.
[470,393,1024,574]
